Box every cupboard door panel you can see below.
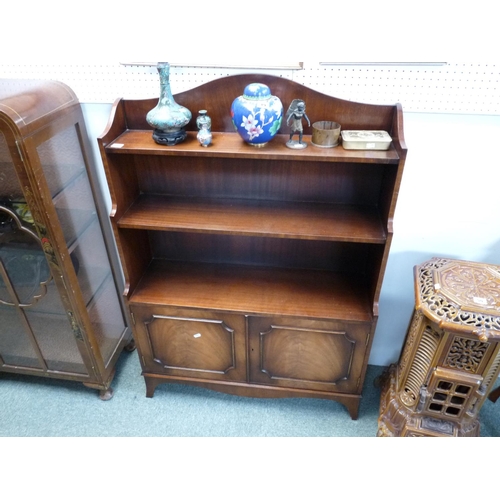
[248,316,371,393]
[131,306,247,381]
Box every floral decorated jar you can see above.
[231,83,283,147]
[197,123,212,147]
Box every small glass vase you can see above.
[196,110,212,132]
[146,62,192,145]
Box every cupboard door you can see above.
[131,306,247,382]
[248,316,371,393]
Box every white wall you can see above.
[372,111,500,364]
[3,63,499,366]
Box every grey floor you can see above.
[0,349,499,437]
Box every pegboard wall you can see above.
[1,62,498,115]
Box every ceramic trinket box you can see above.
[341,130,392,150]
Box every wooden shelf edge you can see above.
[106,130,400,164]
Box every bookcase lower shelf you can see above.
[130,260,373,321]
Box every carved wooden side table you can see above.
[378,257,500,437]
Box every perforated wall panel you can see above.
[0,63,498,114]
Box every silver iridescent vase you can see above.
[146,62,192,145]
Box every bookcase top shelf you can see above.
[100,73,406,163]
[106,130,400,164]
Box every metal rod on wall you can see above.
[121,62,304,69]
[319,62,448,66]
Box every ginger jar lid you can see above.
[242,83,272,100]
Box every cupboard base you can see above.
[143,373,361,420]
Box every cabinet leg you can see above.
[84,377,115,401]
[145,376,160,398]
[343,399,360,420]
[488,386,500,403]
[124,338,136,352]
[99,387,114,401]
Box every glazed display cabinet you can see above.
[99,74,407,418]
[0,79,132,399]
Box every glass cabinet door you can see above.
[0,131,87,373]
[35,124,128,367]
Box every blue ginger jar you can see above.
[231,83,283,147]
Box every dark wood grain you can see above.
[120,73,396,135]
[133,154,391,206]
[248,316,371,394]
[148,232,380,274]
[118,195,387,243]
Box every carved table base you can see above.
[377,258,500,437]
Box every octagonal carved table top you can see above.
[415,258,500,341]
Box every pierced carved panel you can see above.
[444,336,489,373]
